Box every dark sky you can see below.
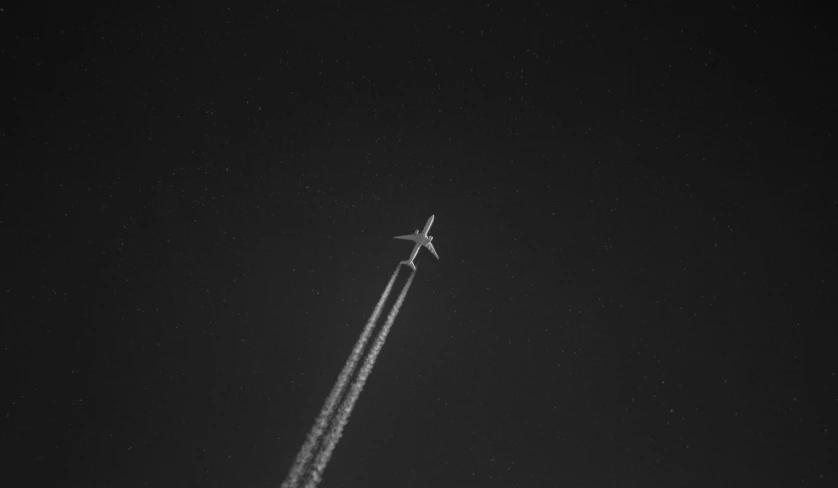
[5,3,837,487]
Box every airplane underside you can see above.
[394,215,438,271]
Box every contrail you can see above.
[281,265,401,488]
[305,269,416,488]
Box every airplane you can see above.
[393,215,439,271]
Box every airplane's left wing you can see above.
[425,242,439,260]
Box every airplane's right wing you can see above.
[425,242,439,260]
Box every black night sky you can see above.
[6,3,837,487]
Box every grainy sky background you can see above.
[5,3,836,487]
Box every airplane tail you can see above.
[400,260,416,271]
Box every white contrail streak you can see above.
[281,265,401,488]
[305,270,416,488]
